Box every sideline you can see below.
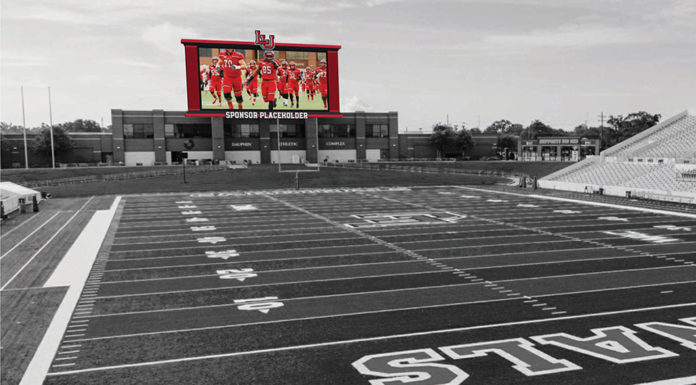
[19,196,121,385]
[454,186,696,219]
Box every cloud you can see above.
[341,96,371,112]
[142,22,197,53]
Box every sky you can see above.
[1,0,695,132]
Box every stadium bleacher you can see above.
[540,110,696,203]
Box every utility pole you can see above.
[48,87,56,168]
[21,86,28,169]
[598,111,605,151]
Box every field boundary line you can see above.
[18,196,119,385]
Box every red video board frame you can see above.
[182,38,342,118]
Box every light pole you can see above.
[21,86,28,169]
[48,87,55,168]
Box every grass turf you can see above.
[1,166,170,183]
[40,165,508,197]
[200,88,326,110]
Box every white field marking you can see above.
[0,212,42,240]
[99,242,645,275]
[634,375,696,385]
[114,227,361,241]
[598,216,629,222]
[84,265,696,319]
[62,297,523,341]
[661,290,674,294]
[1,198,95,291]
[45,301,696,377]
[19,196,119,385]
[654,225,692,232]
[82,267,444,287]
[50,363,75,368]
[102,257,423,274]
[0,212,61,260]
[554,210,582,214]
[103,247,398,264]
[60,344,81,349]
[185,217,208,223]
[454,186,696,219]
[58,350,80,355]
[107,239,388,255]
[111,233,362,247]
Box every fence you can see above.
[324,162,522,182]
[25,165,225,188]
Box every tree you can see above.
[456,129,474,154]
[57,119,103,132]
[484,119,512,135]
[428,123,455,158]
[520,120,564,140]
[607,111,660,143]
[468,127,482,135]
[32,125,72,157]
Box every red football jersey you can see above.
[219,51,244,79]
[305,69,315,83]
[315,67,327,86]
[287,68,302,84]
[208,64,222,81]
[259,59,280,81]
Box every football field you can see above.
[30,186,696,384]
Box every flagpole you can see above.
[48,87,55,168]
[21,86,28,169]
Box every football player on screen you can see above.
[286,61,302,108]
[208,57,223,105]
[245,59,259,105]
[218,48,248,110]
[278,60,290,106]
[315,58,328,108]
[246,50,281,111]
[304,65,315,101]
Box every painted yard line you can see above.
[110,234,363,248]
[1,198,95,290]
[0,212,42,240]
[105,248,402,264]
[454,186,696,219]
[87,269,449,299]
[97,263,696,301]
[116,220,325,232]
[99,246,651,275]
[107,240,382,255]
[46,301,696,377]
[114,228,350,242]
[0,212,61,260]
[102,257,424,273]
[18,196,119,385]
[635,375,696,385]
[61,297,524,342]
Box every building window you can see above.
[271,124,301,138]
[317,52,327,62]
[199,47,212,57]
[123,123,154,138]
[318,124,353,138]
[367,124,388,138]
[240,124,259,138]
[165,124,175,137]
[175,124,211,138]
